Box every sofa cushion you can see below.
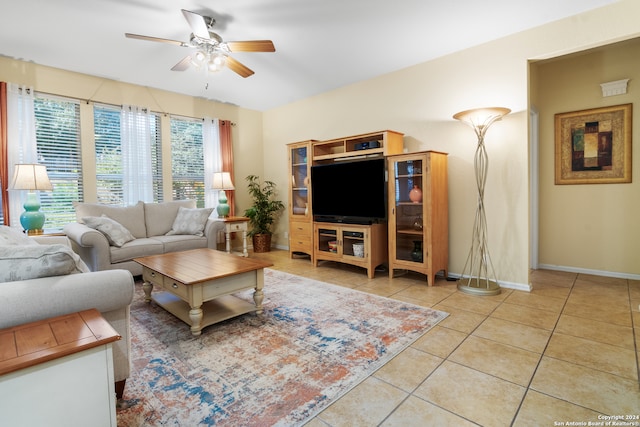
[144,200,196,237]
[82,215,135,247]
[151,235,208,253]
[0,226,37,246]
[0,244,89,282]
[166,207,213,237]
[109,238,164,264]
[74,201,147,238]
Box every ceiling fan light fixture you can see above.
[190,50,206,69]
[208,52,227,72]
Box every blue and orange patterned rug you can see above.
[117,269,448,426]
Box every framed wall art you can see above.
[555,103,632,184]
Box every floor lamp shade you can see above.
[212,172,235,217]
[9,163,53,234]
[453,107,510,296]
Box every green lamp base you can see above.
[216,190,230,218]
[20,192,45,233]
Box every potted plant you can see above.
[244,175,285,252]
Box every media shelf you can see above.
[288,130,414,281]
[314,222,387,279]
[312,130,404,163]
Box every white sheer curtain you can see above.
[7,84,37,228]
[203,118,222,212]
[121,105,154,205]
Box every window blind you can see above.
[34,95,83,229]
[94,104,163,205]
[170,117,204,207]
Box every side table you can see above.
[0,309,121,427]
[217,216,250,257]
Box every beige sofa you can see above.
[64,200,225,276]
[0,230,134,399]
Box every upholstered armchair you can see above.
[0,228,135,399]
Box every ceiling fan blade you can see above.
[181,9,210,39]
[226,40,275,52]
[125,33,188,47]
[171,56,192,71]
[226,57,254,78]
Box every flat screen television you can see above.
[310,157,387,224]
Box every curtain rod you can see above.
[32,89,236,125]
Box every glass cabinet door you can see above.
[341,229,365,258]
[290,145,309,218]
[317,227,338,254]
[392,158,425,263]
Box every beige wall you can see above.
[532,38,640,276]
[0,57,264,213]
[264,0,640,287]
[3,0,640,285]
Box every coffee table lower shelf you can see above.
[152,292,259,329]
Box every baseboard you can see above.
[496,280,532,292]
[445,272,531,292]
[537,264,640,281]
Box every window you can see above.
[94,105,163,205]
[171,117,205,207]
[34,95,83,229]
[94,106,121,204]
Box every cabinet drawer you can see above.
[227,222,247,232]
[163,277,189,299]
[290,233,312,246]
[290,221,312,236]
[142,267,164,287]
[290,240,312,253]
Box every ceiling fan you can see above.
[125,9,275,78]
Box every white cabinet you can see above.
[0,310,119,427]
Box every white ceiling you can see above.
[0,0,618,111]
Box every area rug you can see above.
[116,269,448,426]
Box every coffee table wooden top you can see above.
[134,248,273,285]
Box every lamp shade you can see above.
[212,172,235,190]
[9,163,53,191]
[453,107,511,133]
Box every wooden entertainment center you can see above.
[314,222,388,279]
[287,130,448,285]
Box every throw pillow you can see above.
[0,226,38,246]
[74,201,147,238]
[166,207,213,237]
[83,215,136,247]
[0,244,89,283]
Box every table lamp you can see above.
[9,163,53,234]
[453,107,510,296]
[212,172,234,217]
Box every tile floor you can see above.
[251,249,640,427]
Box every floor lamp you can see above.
[453,107,510,296]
